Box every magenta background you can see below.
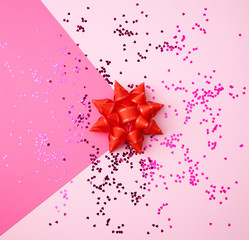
[0,0,113,235]
[1,0,249,239]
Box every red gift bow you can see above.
[90,81,164,153]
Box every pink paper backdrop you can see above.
[1,0,249,239]
[0,0,113,235]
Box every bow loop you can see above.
[109,127,127,152]
[90,116,110,132]
[135,115,149,129]
[127,130,144,154]
[114,81,129,102]
[92,99,114,115]
[143,119,163,135]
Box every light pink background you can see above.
[1,0,249,239]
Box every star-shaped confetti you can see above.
[90,81,164,153]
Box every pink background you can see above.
[1,0,249,239]
[0,0,113,236]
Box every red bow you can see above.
[90,81,164,153]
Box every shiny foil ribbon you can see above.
[90,81,164,153]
